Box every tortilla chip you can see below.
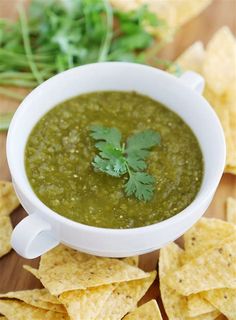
[122,256,139,267]
[23,265,40,279]
[0,299,69,320]
[187,294,216,317]
[159,243,219,320]
[95,270,156,320]
[204,87,236,170]
[173,41,205,73]
[0,216,12,257]
[166,237,236,295]
[203,27,236,95]
[226,197,236,224]
[59,284,115,320]
[159,242,188,320]
[38,245,148,295]
[123,299,163,320]
[203,288,236,320]
[0,181,19,216]
[183,218,236,261]
[0,289,65,313]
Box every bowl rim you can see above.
[6,61,226,235]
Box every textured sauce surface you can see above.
[25,91,203,228]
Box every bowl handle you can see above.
[11,214,59,259]
[179,71,205,94]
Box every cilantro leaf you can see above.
[90,125,160,201]
[126,130,161,154]
[90,125,122,148]
[125,172,155,201]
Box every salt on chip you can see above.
[202,289,236,320]
[187,294,215,317]
[95,271,156,320]
[0,299,69,320]
[123,299,163,320]
[0,289,65,313]
[183,217,236,261]
[165,237,236,295]
[59,284,115,320]
[38,245,148,295]
[0,181,19,216]
[0,216,12,257]
[203,26,236,95]
[226,197,236,224]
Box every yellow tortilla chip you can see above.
[38,245,148,295]
[0,216,12,258]
[203,288,236,320]
[226,197,236,224]
[0,289,65,313]
[123,299,163,320]
[159,243,218,320]
[204,87,236,170]
[95,271,156,320]
[0,181,19,216]
[159,242,188,320]
[183,218,236,261]
[187,294,215,317]
[203,27,236,95]
[122,256,139,267]
[0,299,69,320]
[173,41,205,73]
[59,285,115,320]
[166,237,236,295]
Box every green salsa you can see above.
[25,91,203,229]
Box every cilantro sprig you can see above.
[90,125,160,201]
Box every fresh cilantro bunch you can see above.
[90,125,160,201]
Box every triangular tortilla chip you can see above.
[0,299,69,320]
[59,284,115,320]
[0,181,19,216]
[122,256,139,267]
[38,245,148,295]
[123,299,163,320]
[0,289,65,313]
[95,271,156,320]
[0,216,12,257]
[23,265,40,280]
[187,294,215,317]
[166,237,236,295]
[183,218,236,261]
[202,288,236,320]
[159,242,217,319]
[203,26,236,95]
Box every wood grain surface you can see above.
[0,0,236,319]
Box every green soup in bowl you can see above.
[25,90,203,229]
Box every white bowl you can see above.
[7,62,226,259]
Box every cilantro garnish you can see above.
[90,125,160,201]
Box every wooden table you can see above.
[0,0,236,319]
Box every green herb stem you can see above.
[98,0,113,62]
[18,4,44,84]
[0,87,25,101]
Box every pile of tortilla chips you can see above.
[0,181,19,258]
[0,245,162,320]
[110,0,212,39]
[159,197,236,320]
[172,26,236,174]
